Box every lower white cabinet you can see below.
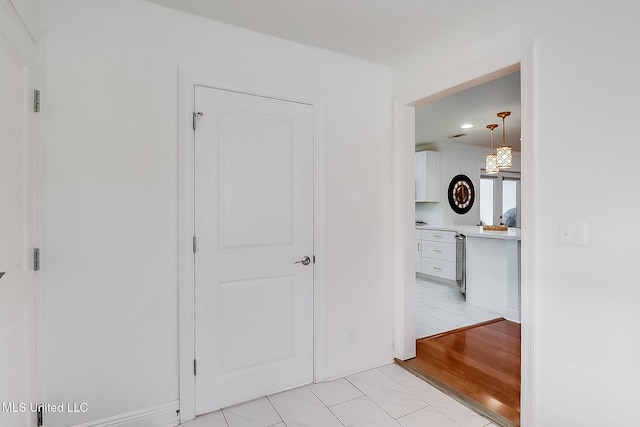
[415,230,423,273]
[417,229,457,281]
[422,258,456,280]
[422,240,456,261]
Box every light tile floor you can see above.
[415,278,502,338]
[181,364,497,427]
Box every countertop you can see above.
[416,224,521,241]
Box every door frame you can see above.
[393,44,534,425]
[177,68,327,422]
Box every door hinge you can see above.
[37,403,43,426]
[34,90,40,113]
[193,359,197,376]
[33,248,40,271]
[192,111,203,131]
[192,236,197,253]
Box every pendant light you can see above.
[496,111,512,169]
[485,124,499,174]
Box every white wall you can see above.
[414,202,442,226]
[395,0,640,425]
[416,145,521,226]
[40,0,393,425]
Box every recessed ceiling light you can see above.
[461,123,474,129]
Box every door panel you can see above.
[220,277,293,372]
[0,33,37,427]
[194,86,313,413]
[220,112,294,248]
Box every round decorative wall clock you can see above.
[447,174,475,214]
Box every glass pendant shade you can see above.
[486,154,499,174]
[496,145,512,168]
[485,123,499,174]
[497,111,513,168]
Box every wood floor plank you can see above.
[399,319,521,427]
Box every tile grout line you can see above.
[302,384,347,427]
[401,375,496,427]
[338,381,404,426]
[387,366,490,427]
[379,367,441,423]
[220,406,230,427]
[264,394,287,427]
[345,369,430,424]
[342,375,400,420]
[312,388,364,410]
[269,386,346,427]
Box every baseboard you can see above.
[323,345,394,381]
[504,309,521,323]
[70,401,179,427]
[416,273,457,288]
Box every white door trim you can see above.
[393,44,535,426]
[177,68,327,422]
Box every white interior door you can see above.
[0,28,37,427]
[194,86,314,413]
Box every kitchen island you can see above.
[416,225,521,323]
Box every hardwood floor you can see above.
[398,318,521,427]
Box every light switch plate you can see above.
[559,221,587,246]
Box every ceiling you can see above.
[415,71,521,151]
[144,0,520,152]
[145,0,508,66]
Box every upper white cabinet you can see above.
[415,150,439,202]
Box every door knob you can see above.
[295,256,311,266]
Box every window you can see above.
[480,171,521,227]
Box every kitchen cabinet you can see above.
[415,230,423,273]
[465,236,521,322]
[415,225,522,323]
[419,229,457,281]
[415,150,439,202]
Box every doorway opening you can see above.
[394,56,532,427]
[414,69,522,339]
